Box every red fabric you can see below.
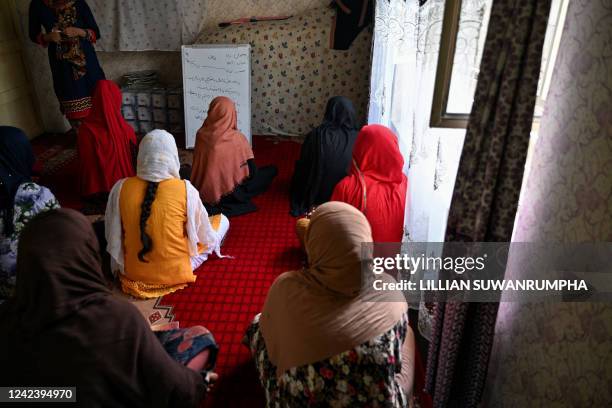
[87,29,97,43]
[77,80,136,196]
[331,124,407,242]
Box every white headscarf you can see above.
[136,129,181,182]
[105,129,225,274]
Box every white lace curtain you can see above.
[369,0,494,338]
[369,0,466,245]
[88,0,207,51]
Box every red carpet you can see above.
[33,132,82,210]
[161,137,303,407]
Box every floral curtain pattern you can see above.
[483,0,612,405]
[425,0,552,407]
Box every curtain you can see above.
[424,0,552,407]
[483,0,612,405]
[369,0,486,340]
[88,0,207,51]
[369,0,466,240]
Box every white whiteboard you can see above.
[182,44,251,148]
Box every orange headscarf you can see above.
[190,97,254,204]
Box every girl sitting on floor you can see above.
[289,96,359,216]
[190,96,277,217]
[296,124,407,244]
[105,129,228,299]
[77,79,137,202]
[331,124,407,242]
[246,201,414,406]
[0,126,59,302]
[0,209,218,406]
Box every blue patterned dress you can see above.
[0,182,60,302]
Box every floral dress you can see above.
[244,313,410,408]
[0,182,60,301]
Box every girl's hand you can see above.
[45,30,62,43]
[63,27,86,38]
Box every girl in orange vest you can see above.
[105,129,228,299]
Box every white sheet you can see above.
[89,0,207,51]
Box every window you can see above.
[430,0,569,128]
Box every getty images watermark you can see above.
[360,243,612,302]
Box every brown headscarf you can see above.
[190,96,254,204]
[259,201,408,375]
[0,209,206,407]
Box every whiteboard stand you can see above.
[181,44,251,148]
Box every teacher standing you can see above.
[29,0,105,129]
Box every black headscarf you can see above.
[0,209,206,407]
[290,96,359,216]
[0,126,35,235]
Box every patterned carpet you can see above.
[33,132,82,210]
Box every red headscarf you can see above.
[331,124,408,242]
[77,80,136,196]
[190,96,254,204]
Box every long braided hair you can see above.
[138,181,159,262]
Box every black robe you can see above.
[204,160,278,217]
[289,96,359,216]
[181,159,278,217]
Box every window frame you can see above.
[430,0,468,129]
[430,0,569,129]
